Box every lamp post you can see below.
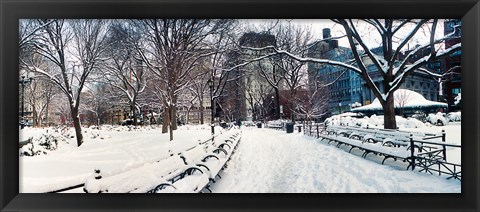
[338,102,342,114]
[19,75,33,129]
[207,78,214,136]
[271,95,275,120]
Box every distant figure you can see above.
[237,120,242,128]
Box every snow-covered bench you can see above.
[83,154,203,193]
[266,122,284,130]
[199,131,242,186]
[318,133,414,167]
[83,130,242,193]
[318,125,451,169]
[157,130,242,193]
[326,125,434,151]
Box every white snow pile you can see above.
[326,110,461,129]
[426,112,449,126]
[454,93,461,105]
[19,126,110,157]
[20,127,69,156]
[351,89,447,111]
[325,114,425,129]
[447,111,461,122]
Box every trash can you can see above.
[257,123,262,128]
[286,122,294,133]
[220,122,227,129]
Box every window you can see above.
[452,88,461,95]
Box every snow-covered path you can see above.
[209,128,460,193]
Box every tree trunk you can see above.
[274,88,280,119]
[46,98,49,127]
[290,90,296,123]
[383,93,397,129]
[32,108,38,127]
[169,106,174,141]
[172,105,177,130]
[186,109,190,124]
[131,103,138,126]
[71,107,84,146]
[199,100,204,125]
[162,106,169,133]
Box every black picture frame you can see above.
[1,0,478,211]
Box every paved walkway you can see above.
[209,128,460,193]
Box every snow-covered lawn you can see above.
[19,123,461,193]
[19,125,219,193]
[209,127,460,193]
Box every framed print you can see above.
[1,0,479,211]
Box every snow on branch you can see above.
[390,43,461,92]
[241,45,363,74]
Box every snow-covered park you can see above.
[17,19,462,194]
[19,116,461,193]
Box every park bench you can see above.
[266,122,284,130]
[83,153,204,193]
[318,132,417,169]
[19,137,33,148]
[325,125,439,151]
[158,130,242,193]
[306,124,461,180]
[198,132,242,186]
[82,130,242,193]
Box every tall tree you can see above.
[21,19,108,146]
[134,19,234,140]
[246,19,460,129]
[273,21,313,122]
[103,21,147,126]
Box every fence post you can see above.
[441,129,446,161]
[316,124,319,139]
[410,134,415,170]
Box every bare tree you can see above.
[295,71,331,122]
[186,58,211,124]
[27,77,58,127]
[19,50,59,128]
[80,84,111,126]
[103,21,147,126]
[395,89,413,116]
[245,19,460,129]
[20,19,108,146]
[273,21,313,122]
[134,19,235,140]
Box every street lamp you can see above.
[19,76,33,129]
[271,95,275,120]
[207,78,214,136]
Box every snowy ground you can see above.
[19,123,461,193]
[19,125,220,193]
[209,127,460,193]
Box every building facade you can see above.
[308,28,443,115]
[221,32,278,121]
[442,19,461,111]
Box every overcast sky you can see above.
[242,19,448,50]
